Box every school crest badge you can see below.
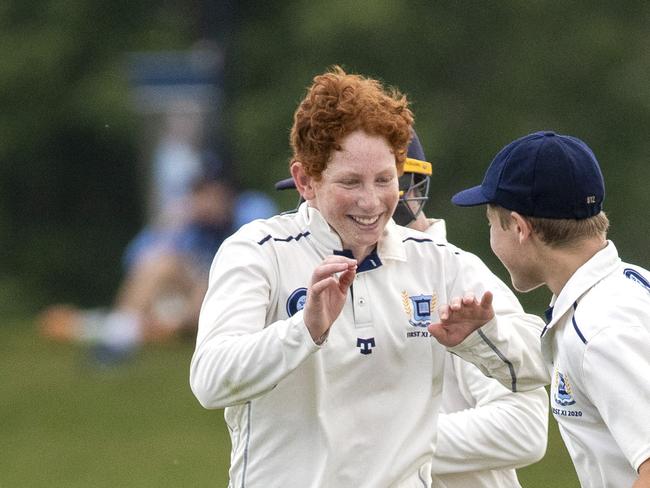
[402,291,437,327]
[554,370,576,406]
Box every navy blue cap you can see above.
[275,129,428,191]
[451,131,605,219]
[274,177,296,190]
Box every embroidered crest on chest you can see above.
[552,368,584,419]
[401,291,437,328]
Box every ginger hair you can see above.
[290,65,413,179]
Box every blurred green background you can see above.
[2,0,649,486]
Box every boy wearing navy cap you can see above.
[452,131,650,488]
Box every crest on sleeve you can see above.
[623,268,650,293]
[401,291,437,327]
[286,287,308,316]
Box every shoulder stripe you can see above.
[257,231,311,246]
[477,329,518,392]
[571,302,588,344]
[623,267,650,292]
[402,237,460,255]
[402,237,434,243]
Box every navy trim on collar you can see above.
[541,306,554,337]
[333,248,382,273]
[544,306,554,324]
[571,302,588,344]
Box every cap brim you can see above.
[275,177,296,191]
[451,185,491,207]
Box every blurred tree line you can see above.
[1,0,649,317]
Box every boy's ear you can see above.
[511,211,533,243]
[290,162,316,200]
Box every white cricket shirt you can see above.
[542,241,650,488]
[190,203,548,488]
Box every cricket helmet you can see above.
[392,130,432,226]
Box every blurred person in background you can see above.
[276,130,549,488]
[38,161,277,361]
[148,105,206,229]
[189,66,548,487]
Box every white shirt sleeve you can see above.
[189,234,320,409]
[446,249,550,392]
[432,354,549,474]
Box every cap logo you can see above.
[586,196,596,204]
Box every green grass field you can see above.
[0,319,579,487]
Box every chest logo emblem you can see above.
[357,337,376,355]
[401,291,437,327]
[554,370,576,406]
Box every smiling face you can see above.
[487,206,545,293]
[295,130,399,261]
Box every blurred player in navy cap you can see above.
[453,130,650,487]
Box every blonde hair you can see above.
[488,204,609,247]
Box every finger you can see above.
[449,296,462,311]
[309,276,339,296]
[337,266,357,290]
[462,292,477,305]
[438,304,450,321]
[480,291,494,309]
[322,255,358,266]
[312,262,356,283]
[427,322,446,342]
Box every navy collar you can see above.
[333,248,382,273]
[544,306,554,324]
